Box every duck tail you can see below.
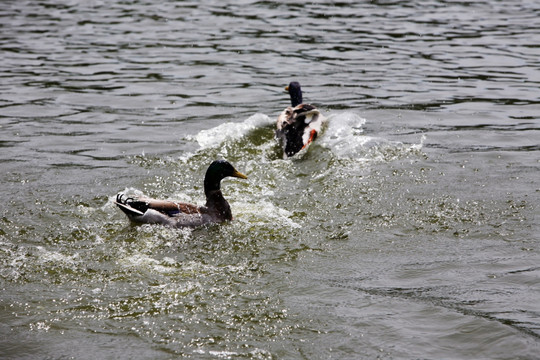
[115,193,145,217]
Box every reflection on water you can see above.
[1,0,539,359]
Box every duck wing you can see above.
[115,193,201,220]
[139,197,200,215]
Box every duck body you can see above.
[115,160,247,228]
[276,82,327,158]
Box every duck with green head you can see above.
[276,81,327,158]
[115,160,247,228]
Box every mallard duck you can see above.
[275,81,327,158]
[115,160,247,228]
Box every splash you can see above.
[321,111,424,162]
[320,111,368,158]
[234,200,302,229]
[187,113,273,150]
[320,111,383,159]
[183,110,425,166]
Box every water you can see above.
[1,0,539,358]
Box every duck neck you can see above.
[290,92,302,107]
[204,178,232,220]
[204,189,232,220]
[204,176,221,197]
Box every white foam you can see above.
[188,113,273,149]
[320,111,424,161]
[121,253,179,274]
[319,111,372,158]
[36,246,79,265]
[234,200,301,229]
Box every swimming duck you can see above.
[115,160,247,228]
[275,81,327,158]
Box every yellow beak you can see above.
[232,169,248,179]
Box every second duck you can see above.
[275,81,327,158]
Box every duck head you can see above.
[285,81,303,107]
[204,160,247,195]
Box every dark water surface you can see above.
[1,1,539,359]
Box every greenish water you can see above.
[1,1,539,359]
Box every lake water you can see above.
[1,1,539,359]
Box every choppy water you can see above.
[1,0,540,359]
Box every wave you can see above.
[321,111,425,161]
[234,200,302,229]
[186,113,273,150]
